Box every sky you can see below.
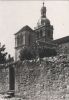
[0,1,69,58]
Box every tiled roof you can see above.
[15,25,34,35]
[52,36,69,44]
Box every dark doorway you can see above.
[9,66,15,91]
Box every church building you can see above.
[15,2,69,61]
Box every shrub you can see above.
[38,47,57,58]
[19,47,36,61]
[0,45,7,64]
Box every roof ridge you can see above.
[53,35,69,44]
[15,25,33,35]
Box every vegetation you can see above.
[38,47,57,58]
[19,47,36,61]
[19,46,57,61]
[0,45,7,64]
[0,44,14,64]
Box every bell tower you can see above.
[34,2,53,42]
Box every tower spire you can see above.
[41,2,46,18]
[43,2,44,7]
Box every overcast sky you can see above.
[0,1,69,57]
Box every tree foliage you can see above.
[38,47,57,58]
[19,47,36,61]
[0,45,7,64]
[19,46,57,61]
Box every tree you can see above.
[0,45,7,64]
[19,47,36,61]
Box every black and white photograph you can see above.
[0,0,69,100]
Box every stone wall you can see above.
[57,42,69,55]
[15,56,69,100]
[0,66,9,94]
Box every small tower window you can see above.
[23,35,25,45]
[29,34,31,45]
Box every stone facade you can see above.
[53,36,69,55]
[15,26,36,61]
[0,56,69,100]
[15,56,69,100]
[58,42,69,55]
[34,24,53,43]
[0,64,15,94]
[0,66,9,93]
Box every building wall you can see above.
[0,66,9,93]
[15,56,69,100]
[15,31,26,61]
[25,31,36,47]
[15,47,22,61]
[15,31,26,48]
[57,42,69,55]
[15,30,36,61]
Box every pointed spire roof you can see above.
[43,2,44,7]
[41,2,46,18]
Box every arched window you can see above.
[28,34,31,46]
[23,35,25,45]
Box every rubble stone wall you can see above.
[0,66,9,94]
[15,56,69,100]
[57,42,69,55]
